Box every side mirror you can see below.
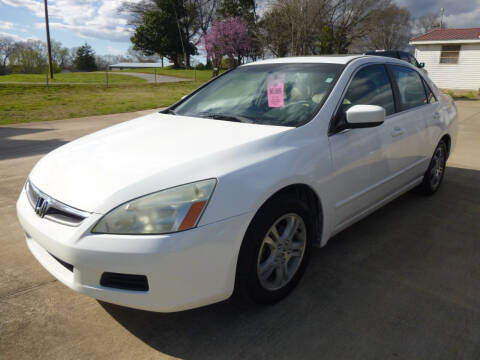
[418,62,425,68]
[346,105,385,128]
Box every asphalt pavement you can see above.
[1,101,480,359]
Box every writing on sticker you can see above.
[267,73,285,108]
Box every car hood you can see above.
[29,112,292,213]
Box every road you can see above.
[1,101,480,359]
[0,72,189,85]
[118,72,189,83]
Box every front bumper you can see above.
[16,189,252,312]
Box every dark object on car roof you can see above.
[365,50,425,69]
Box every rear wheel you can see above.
[234,194,314,305]
[417,140,447,195]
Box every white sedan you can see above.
[17,55,458,312]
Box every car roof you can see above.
[365,50,397,55]
[243,55,365,66]
[242,55,418,70]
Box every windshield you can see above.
[172,63,344,127]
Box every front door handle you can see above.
[433,112,440,120]
[391,126,405,137]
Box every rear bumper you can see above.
[17,189,252,312]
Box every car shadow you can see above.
[0,127,67,160]
[100,166,480,359]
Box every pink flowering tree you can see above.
[204,17,250,76]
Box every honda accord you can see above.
[17,55,458,312]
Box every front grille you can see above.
[49,253,74,272]
[25,180,90,226]
[100,272,149,292]
[45,207,85,224]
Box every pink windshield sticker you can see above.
[267,73,285,108]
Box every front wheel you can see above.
[234,194,314,305]
[417,140,447,195]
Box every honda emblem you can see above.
[35,197,49,218]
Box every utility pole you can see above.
[171,0,187,68]
[44,0,54,79]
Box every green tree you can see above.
[0,37,17,74]
[131,10,185,67]
[217,0,254,19]
[9,43,46,74]
[73,43,97,71]
[125,0,198,68]
[51,40,71,69]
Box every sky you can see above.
[0,0,480,56]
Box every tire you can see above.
[417,140,448,195]
[234,194,314,305]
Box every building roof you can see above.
[411,28,480,42]
[109,62,163,69]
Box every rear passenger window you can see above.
[423,79,437,103]
[390,65,427,110]
[341,64,395,116]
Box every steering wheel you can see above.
[282,100,312,109]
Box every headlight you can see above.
[92,179,216,234]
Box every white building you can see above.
[410,28,480,91]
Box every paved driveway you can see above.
[119,72,189,83]
[1,102,480,359]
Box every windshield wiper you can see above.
[165,109,177,115]
[199,113,252,123]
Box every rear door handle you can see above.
[391,126,405,137]
[433,112,440,120]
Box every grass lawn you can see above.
[0,82,204,125]
[117,68,217,82]
[442,89,479,100]
[0,72,146,84]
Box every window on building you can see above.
[439,45,461,64]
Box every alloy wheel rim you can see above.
[257,213,307,291]
[430,146,445,189]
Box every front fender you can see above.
[199,136,333,245]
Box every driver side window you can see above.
[341,64,395,116]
